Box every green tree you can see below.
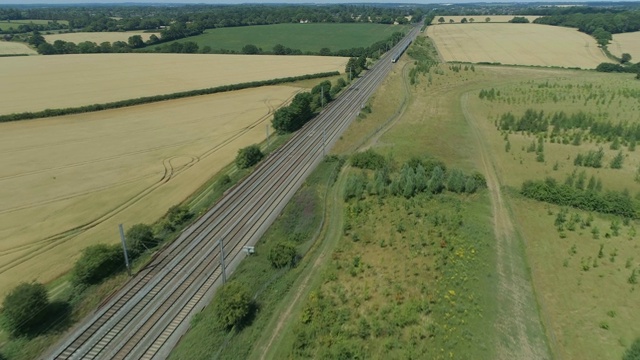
[438,17,445,24]
[621,53,632,64]
[37,42,56,55]
[623,338,640,360]
[268,241,297,268]
[214,282,252,329]
[128,35,144,48]
[28,30,45,47]
[509,17,530,24]
[162,205,192,231]
[126,223,157,255]
[72,244,123,285]
[610,151,624,169]
[592,27,612,46]
[319,47,331,56]
[485,17,491,22]
[446,169,466,193]
[242,44,260,54]
[461,17,468,24]
[272,92,313,133]
[2,282,49,337]
[427,166,445,193]
[273,43,286,55]
[235,144,264,169]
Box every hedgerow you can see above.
[0,71,340,123]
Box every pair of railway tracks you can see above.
[46,26,420,360]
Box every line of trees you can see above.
[1,5,424,35]
[271,77,346,134]
[0,204,194,339]
[0,71,339,123]
[344,153,486,201]
[493,108,640,148]
[521,177,637,218]
[534,11,640,39]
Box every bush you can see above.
[2,282,49,337]
[623,338,640,360]
[268,241,298,269]
[214,282,252,329]
[126,223,157,255]
[350,149,386,170]
[235,144,264,169]
[162,205,193,232]
[72,244,124,285]
[521,178,637,218]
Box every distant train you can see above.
[391,40,412,63]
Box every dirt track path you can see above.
[461,92,551,360]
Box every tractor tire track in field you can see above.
[0,98,280,274]
[461,92,551,360]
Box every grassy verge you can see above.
[169,156,344,360]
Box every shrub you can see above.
[235,144,264,169]
[162,205,193,232]
[2,282,49,337]
[72,244,124,285]
[268,241,297,269]
[350,149,386,170]
[623,338,640,360]
[214,282,252,329]
[126,223,157,255]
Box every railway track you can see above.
[45,26,421,360]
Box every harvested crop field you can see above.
[0,41,37,55]
[427,23,610,68]
[44,31,159,44]
[0,53,347,115]
[430,15,539,24]
[0,85,303,297]
[610,31,640,60]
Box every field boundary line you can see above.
[0,71,339,122]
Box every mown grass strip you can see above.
[0,71,340,123]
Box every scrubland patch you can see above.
[0,54,347,115]
[427,23,610,68]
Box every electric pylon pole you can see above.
[118,224,131,276]
[218,238,227,283]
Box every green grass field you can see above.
[465,69,640,359]
[163,23,409,53]
[0,20,68,31]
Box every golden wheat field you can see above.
[427,23,610,68]
[610,31,640,60]
[0,85,303,296]
[0,41,37,55]
[430,15,540,24]
[44,31,160,44]
[0,54,347,115]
